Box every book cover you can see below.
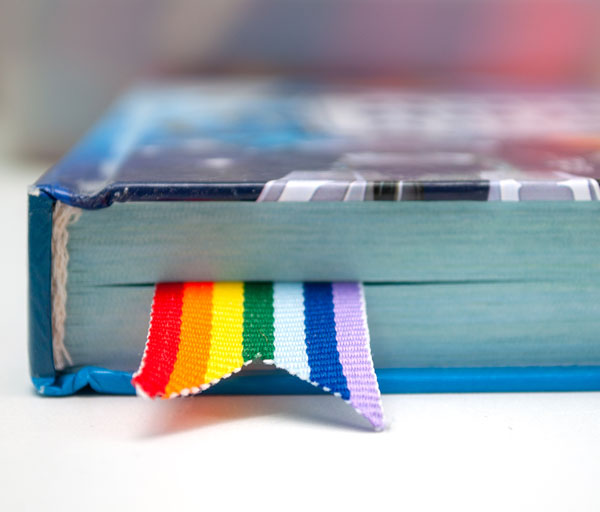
[29,80,600,395]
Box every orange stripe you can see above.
[164,282,214,396]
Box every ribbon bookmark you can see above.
[132,282,384,430]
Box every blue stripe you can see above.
[302,283,350,399]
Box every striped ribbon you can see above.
[132,282,384,429]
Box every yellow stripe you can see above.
[164,282,213,396]
[203,282,245,383]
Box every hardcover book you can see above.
[29,79,600,395]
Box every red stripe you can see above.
[132,282,184,397]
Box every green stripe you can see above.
[242,282,275,361]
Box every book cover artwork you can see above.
[36,82,600,207]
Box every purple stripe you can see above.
[332,282,384,429]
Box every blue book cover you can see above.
[29,80,600,395]
[36,80,600,207]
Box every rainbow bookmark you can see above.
[132,282,384,429]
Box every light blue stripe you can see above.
[272,282,310,380]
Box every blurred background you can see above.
[1,0,600,160]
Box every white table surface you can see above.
[1,160,599,512]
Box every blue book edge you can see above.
[28,191,55,381]
[32,366,600,397]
